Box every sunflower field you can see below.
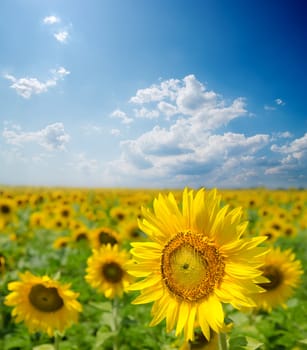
[0,186,306,350]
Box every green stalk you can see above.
[111,298,119,350]
[218,332,228,350]
[54,332,61,350]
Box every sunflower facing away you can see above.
[85,244,133,299]
[4,271,82,336]
[126,188,268,341]
[89,226,120,249]
[252,247,303,311]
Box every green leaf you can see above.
[89,301,112,312]
[245,336,263,350]
[229,335,248,350]
[93,329,116,350]
[3,334,29,350]
[32,345,55,350]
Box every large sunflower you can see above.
[126,188,268,341]
[5,271,82,336]
[253,247,303,311]
[85,244,133,299]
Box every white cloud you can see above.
[175,75,217,113]
[111,129,121,136]
[271,133,307,159]
[277,131,292,138]
[43,16,60,24]
[128,74,247,129]
[43,15,71,43]
[3,74,56,99]
[3,67,70,98]
[53,67,70,78]
[101,75,279,187]
[107,120,270,187]
[120,130,269,171]
[73,153,98,173]
[265,133,307,179]
[54,31,69,43]
[130,78,181,104]
[275,98,285,106]
[110,109,133,124]
[264,105,276,111]
[271,131,292,141]
[3,123,70,151]
[134,107,160,119]
[103,135,270,188]
[158,101,178,118]
[264,98,285,110]
[81,123,104,135]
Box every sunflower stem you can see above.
[111,298,119,350]
[218,332,228,350]
[54,332,61,350]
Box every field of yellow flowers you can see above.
[0,186,306,350]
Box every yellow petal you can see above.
[184,304,197,341]
[128,275,161,291]
[197,303,210,340]
[175,302,190,336]
[132,286,163,304]
[201,295,224,333]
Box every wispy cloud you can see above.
[133,107,160,119]
[275,98,285,106]
[3,122,70,151]
[264,105,276,111]
[110,109,133,124]
[43,15,60,25]
[52,67,70,78]
[4,74,56,99]
[271,133,307,160]
[265,133,307,182]
[81,123,104,135]
[72,153,98,173]
[3,67,70,98]
[54,31,69,43]
[271,131,292,141]
[111,129,121,136]
[264,97,285,110]
[43,15,71,43]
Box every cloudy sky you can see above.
[1,0,306,189]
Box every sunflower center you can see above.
[99,232,118,245]
[76,232,87,241]
[258,265,283,291]
[29,284,64,312]
[1,204,10,214]
[102,262,124,283]
[131,229,141,238]
[61,209,70,217]
[161,232,225,302]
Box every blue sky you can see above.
[0,0,306,188]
